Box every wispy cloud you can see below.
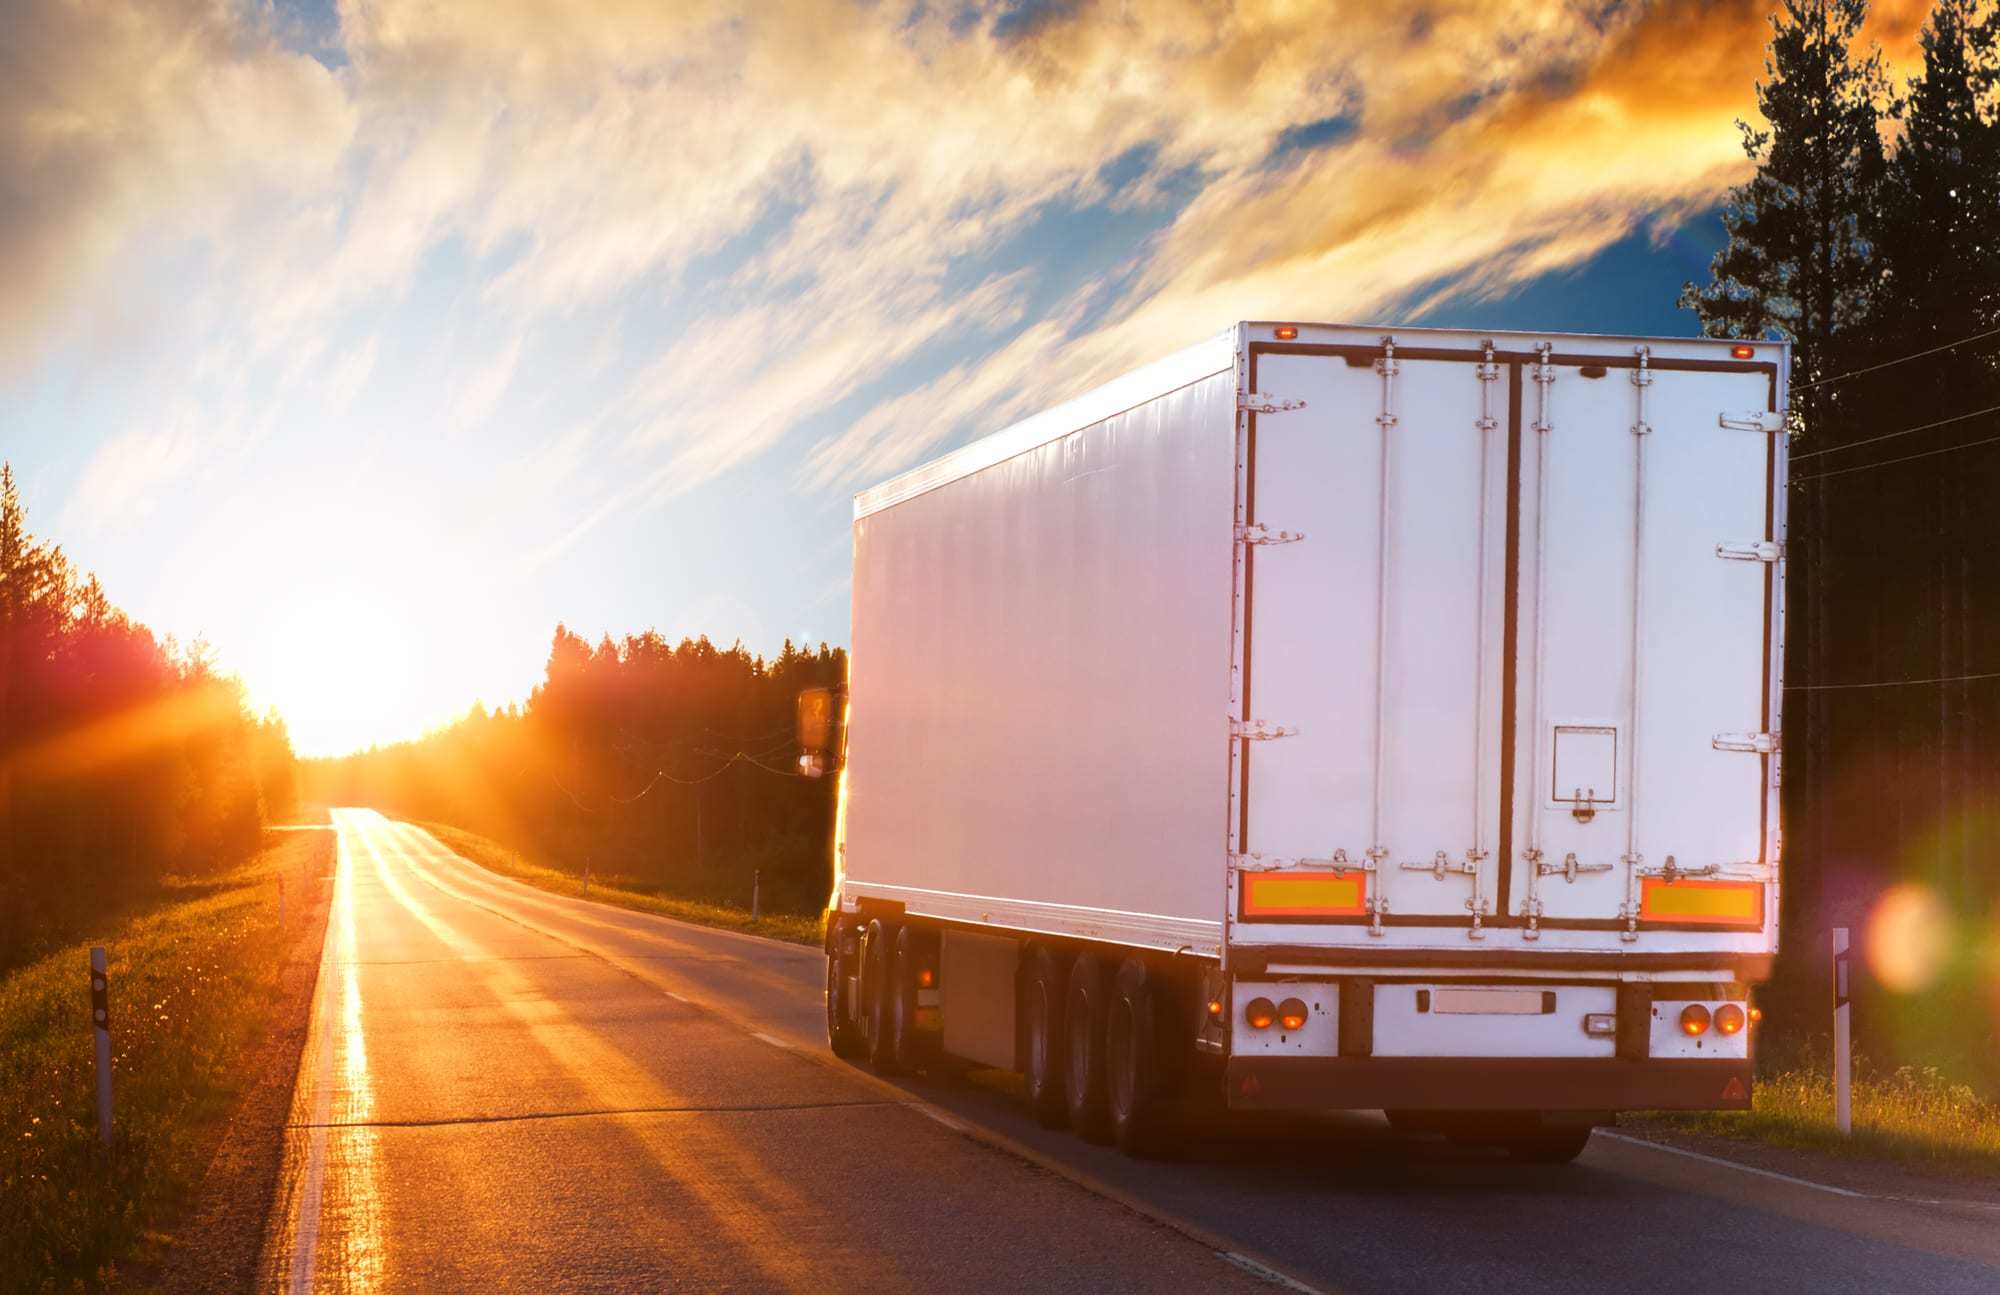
[4,0,1935,642]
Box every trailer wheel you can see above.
[1106,956,1174,1156]
[1063,954,1111,1140]
[825,918,864,1059]
[1022,945,1070,1128]
[1504,1128,1593,1164]
[889,925,932,1072]
[862,917,900,1074]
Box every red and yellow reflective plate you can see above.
[1640,877,1763,927]
[1240,870,1367,919]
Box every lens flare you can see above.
[1864,883,1952,994]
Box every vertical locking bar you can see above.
[1522,343,1555,939]
[1464,343,1500,938]
[1369,337,1399,915]
[1619,346,1653,942]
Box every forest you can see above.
[303,631,846,917]
[1682,0,1998,1074]
[0,466,298,969]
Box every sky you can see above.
[0,0,1932,756]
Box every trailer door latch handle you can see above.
[1716,540,1783,562]
[1238,392,1307,415]
[1231,718,1299,741]
[1713,731,1779,754]
[1237,522,1305,546]
[1718,410,1785,433]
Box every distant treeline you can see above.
[0,465,298,969]
[1683,0,1999,1077]
[304,630,845,915]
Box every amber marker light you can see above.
[1749,1006,1764,1024]
[1207,998,1225,1020]
[1680,1003,1712,1036]
[1731,344,1756,359]
[1274,325,1299,340]
[1278,998,1309,1031]
[918,967,935,989]
[1244,997,1277,1030]
[1714,1004,1746,1036]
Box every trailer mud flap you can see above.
[1224,1056,1754,1112]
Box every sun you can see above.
[239,580,447,757]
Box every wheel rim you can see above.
[1108,1000,1134,1119]
[1028,983,1049,1085]
[1065,982,1092,1102]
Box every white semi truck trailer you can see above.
[802,321,1787,1160]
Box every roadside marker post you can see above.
[752,869,761,921]
[278,874,286,926]
[1832,925,1851,1135]
[90,947,113,1147]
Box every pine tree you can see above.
[1680,0,1896,1007]
[1680,0,1893,427]
[1864,0,2000,911]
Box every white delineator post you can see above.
[752,869,761,921]
[90,946,113,1147]
[1832,925,1852,1135]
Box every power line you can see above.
[1791,402,2000,462]
[1787,670,2000,693]
[1790,427,2000,484]
[1791,323,2000,392]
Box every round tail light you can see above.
[1244,997,1277,1030]
[1278,998,1309,1031]
[1679,1003,1712,1036]
[1714,1004,1746,1035]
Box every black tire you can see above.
[889,925,930,1072]
[825,919,864,1059]
[863,917,900,1074]
[1063,953,1111,1140]
[1106,956,1175,1156]
[1505,1128,1593,1164]
[1022,945,1070,1128]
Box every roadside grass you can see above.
[416,821,824,947]
[1652,1054,2000,1178]
[0,830,331,1292]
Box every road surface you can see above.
[264,810,2000,1292]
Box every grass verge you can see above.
[1,830,332,1292]
[416,821,824,947]
[1648,1058,2000,1179]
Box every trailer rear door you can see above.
[1237,343,1776,940]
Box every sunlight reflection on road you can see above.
[264,809,384,1293]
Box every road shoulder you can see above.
[1613,1117,2000,1209]
[152,834,336,1294]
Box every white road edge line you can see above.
[914,1104,968,1133]
[1598,1131,2000,1211]
[1220,1250,1327,1294]
[750,1031,791,1050]
[664,991,688,1003]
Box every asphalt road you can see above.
[264,810,2000,1293]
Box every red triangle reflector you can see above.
[1240,1072,1263,1098]
[1721,1076,1748,1101]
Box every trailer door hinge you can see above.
[1239,392,1307,415]
[1231,718,1298,741]
[1719,410,1785,433]
[1237,522,1305,546]
[1713,731,1779,754]
[1716,540,1783,562]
